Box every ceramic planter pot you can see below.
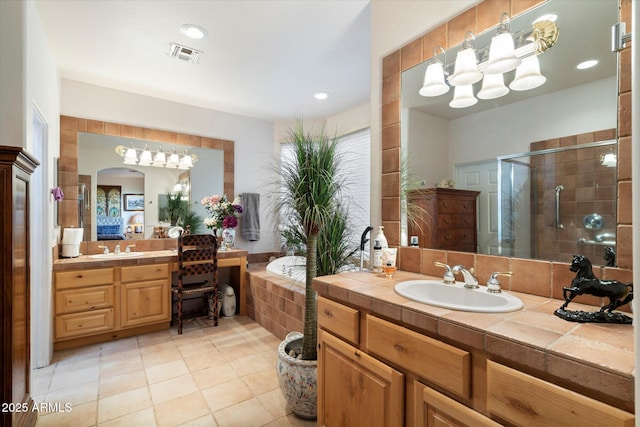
[276,332,317,419]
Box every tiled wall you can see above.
[246,269,305,340]
[529,129,617,263]
[381,0,633,271]
[57,116,235,247]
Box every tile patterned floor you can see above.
[32,317,316,427]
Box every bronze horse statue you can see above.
[561,255,633,312]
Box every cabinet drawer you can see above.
[55,285,114,314]
[121,263,169,283]
[365,315,470,399]
[487,361,634,427]
[55,308,115,340]
[438,198,476,214]
[55,268,114,290]
[437,214,474,229]
[438,229,475,247]
[412,380,501,427]
[318,297,359,345]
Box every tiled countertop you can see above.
[313,269,635,409]
[53,248,248,270]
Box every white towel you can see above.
[241,193,260,241]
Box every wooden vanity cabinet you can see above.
[407,188,479,252]
[54,262,171,349]
[317,296,635,427]
[120,264,170,328]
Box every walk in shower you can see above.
[498,139,617,265]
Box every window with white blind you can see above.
[280,127,371,254]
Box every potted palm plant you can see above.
[272,120,349,419]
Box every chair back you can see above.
[177,234,218,286]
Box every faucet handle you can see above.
[434,262,455,284]
[125,244,136,253]
[98,245,109,254]
[487,271,513,293]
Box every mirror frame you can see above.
[380,0,633,269]
[58,115,235,237]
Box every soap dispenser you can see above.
[372,240,383,273]
[375,226,388,249]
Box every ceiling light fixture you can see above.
[180,24,207,40]
[314,92,329,100]
[576,59,598,70]
[419,13,559,109]
[115,145,198,170]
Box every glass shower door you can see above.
[498,158,534,258]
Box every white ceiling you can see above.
[35,0,379,121]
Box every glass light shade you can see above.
[138,148,152,166]
[124,148,138,163]
[179,154,193,169]
[509,55,546,91]
[419,62,449,97]
[484,32,521,74]
[477,73,509,99]
[166,152,180,167]
[152,151,166,167]
[448,48,482,86]
[449,85,477,108]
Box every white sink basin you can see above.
[394,280,523,313]
[88,252,144,259]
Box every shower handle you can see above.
[555,185,564,229]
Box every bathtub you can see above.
[266,256,306,285]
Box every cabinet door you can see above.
[318,330,404,427]
[120,279,170,327]
[411,380,502,427]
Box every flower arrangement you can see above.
[201,194,243,230]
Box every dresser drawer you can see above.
[121,263,169,283]
[438,229,475,247]
[487,361,634,427]
[55,308,115,340]
[55,285,114,314]
[438,198,476,214]
[55,268,114,290]
[437,214,475,229]
[365,315,470,399]
[318,297,359,345]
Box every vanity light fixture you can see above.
[419,13,558,109]
[115,145,198,170]
[180,24,207,40]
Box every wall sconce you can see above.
[115,145,198,170]
[419,13,559,109]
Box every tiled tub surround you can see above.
[312,267,634,414]
[246,266,305,341]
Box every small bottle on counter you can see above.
[375,226,388,249]
[372,239,383,273]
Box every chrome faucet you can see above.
[114,244,121,254]
[434,262,455,284]
[98,245,109,254]
[452,265,479,289]
[125,244,136,253]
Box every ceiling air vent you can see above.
[168,43,202,63]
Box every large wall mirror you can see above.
[57,115,234,244]
[78,133,224,241]
[400,0,620,265]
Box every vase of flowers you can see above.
[201,194,242,250]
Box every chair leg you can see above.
[177,291,183,335]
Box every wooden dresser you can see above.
[407,188,479,252]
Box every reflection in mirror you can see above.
[401,0,618,265]
[79,132,224,241]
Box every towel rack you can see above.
[555,185,564,229]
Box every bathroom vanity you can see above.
[52,248,247,349]
[314,271,634,426]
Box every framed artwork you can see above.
[97,185,122,217]
[124,194,144,211]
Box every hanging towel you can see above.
[51,187,64,201]
[241,193,260,241]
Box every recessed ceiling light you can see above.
[180,24,207,40]
[314,92,329,100]
[577,60,598,70]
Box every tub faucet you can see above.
[452,265,479,289]
[434,262,455,284]
[359,226,373,271]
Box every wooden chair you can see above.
[172,233,219,334]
